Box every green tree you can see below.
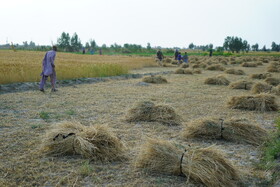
[57,32,71,51]
[223,36,245,53]
[271,42,280,52]
[70,33,82,52]
[188,43,195,49]
[89,39,97,50]
[251,43,259,51]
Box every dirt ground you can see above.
[0,62,279,186]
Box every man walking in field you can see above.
[156,49,164,66]
[39,46,57,92]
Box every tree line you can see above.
[188,36,280,53]
[1,32,279,54]
[56,32,154,54]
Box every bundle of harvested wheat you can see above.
[184,69,193,74]
[174,68,185,74]
[164,58,172,63]
[41,122,126,161]
[267,62,280,72]
[180,63,189,68]
[227,93,278,112]
[265,77,280,86]
[241,62,258,67]
[251,82,273,94]
[182,118,267,145]
[125,101,181,125]
[225,69,245,75]
[205,75,230,85]
[193,69,202,74]
[135,138,240,187]
[250,73,272,79]
[229,80,253,90]
[142,75,167,84]
[272,85,280,95]
[206,64,226,71]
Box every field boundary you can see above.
[0,70,173,94]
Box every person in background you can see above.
[99,48,102,55]
[177,52,182,65]
[39,46,57,92]
[156,49,164,66]
[209,49,213,57]
[174,49,179,60]
[182,52,189,63]
[90,48,94,55]
[82,47,86,54]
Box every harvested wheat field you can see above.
[0,55,280,186]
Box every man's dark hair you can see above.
[52,46,57,51]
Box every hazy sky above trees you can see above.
[1,0,279,48]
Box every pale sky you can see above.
[1,0,280,48]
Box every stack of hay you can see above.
[250,73,272,79]
[142,75,167,84]
[41,122,126,161]
[135,138,240,187]
[229,80,253,90]
[182,118,267,146]
[225,68,245,75]
[125,101,181,125]
[265,77,280,86]
[174,68,193,74]
[205,75,230,85]
[180,63,189,68]
[227,93,279,112]
[206,64,226,71]
[241,62,258,67]
[251,82,273,94]
[267,62,280,72]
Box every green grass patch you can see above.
[65,110,75,115]
[30,124,44,129]
[79,161,94,177]
[258,117,280,184]
[39,111,51,120]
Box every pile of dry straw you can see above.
[229,80,253,90]
[205,75,230,85]
[135,138,240,187]
[142,75,167,84]
[174,68,193,74]
[228,93,278,112]
[41,122,126,161]
[125,101,181,125]
[225,68,245,75]
[182,118,267,146]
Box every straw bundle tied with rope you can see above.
[40,122,126,161]
[265,77,280,86]
[241,62,258,67]
[135,138,240,187]
[182,118,268,146]
[204,75,230,85]
[251,82,273,94]
[225,68,245,75]
[229,80,253,90]
[267,62,280,72]
[227,93,279,112]
[142,75,167,84]
[250,73,272,79]
[125,101,181,125]
[272,85,280,95]
[174,68,194,74]
[206,64,226,71]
